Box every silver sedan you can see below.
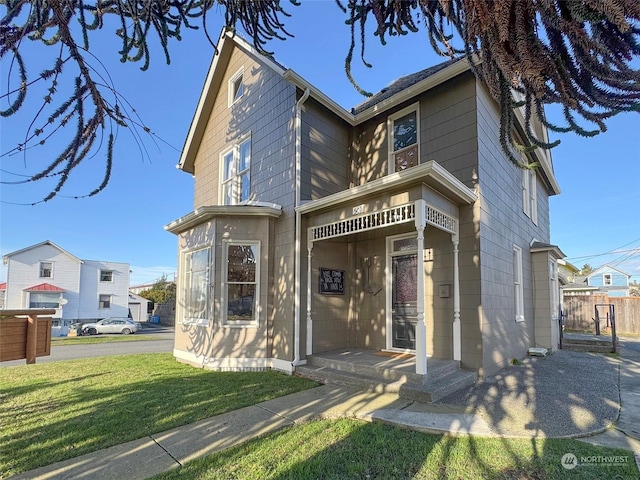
[82,318,138,335]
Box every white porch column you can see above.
[306,242,314,356]
[452,232,461,361]
[415,199,427,375]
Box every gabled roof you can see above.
[352,59,461,114]
[2,240,82,265]
[588,264,631,279]
[530,241,565,259]
[178,29,473,174]
[180,28,559,194]
[24,283,65,292]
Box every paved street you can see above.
[1,323,174,367]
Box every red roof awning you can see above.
[24,283,65,292]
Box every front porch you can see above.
[295,348,477,403]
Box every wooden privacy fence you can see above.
[0,309,55,364]
[563,295,640,335]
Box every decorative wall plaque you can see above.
[319,268,345,295]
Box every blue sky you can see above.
[1,2,639,284]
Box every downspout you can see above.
[293,87,311,367]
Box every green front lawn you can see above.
[154,419,639,480]
[0,353,316,477]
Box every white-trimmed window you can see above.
[39,261,53,278]
[183,247,210,325]
[100,270,113,282]
[99,294,111,309]
[388,102,419,174]
[522,167,538,225]
[29,292,60,309]
[513,245,524,322]
[220,136,251,205]
[603,273,612,286]
[228,66,244,107]
[222,241,259,326]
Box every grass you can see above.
[153,419,640,480]
[51,335,163,345]
[0,353,316,477]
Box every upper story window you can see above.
[100,270,113,282]
[228,66,244,107]
[220,136,251,205]
[388,102,419,174]
[603,273,612,286]
[522,164,538,225]
[39,261,53,278]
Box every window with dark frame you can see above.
[390,107,418,173]
[100,270,113,282]
[99,294,111,309]
[39,261,53,278]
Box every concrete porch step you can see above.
[562,343,617,353]
[562,334,618,353]
[307,352,461,385]
[295,364,477,403]
[562,337,618,346]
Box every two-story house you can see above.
[3,241,130,334]
[165,30,564,389]
[585,265,631,297]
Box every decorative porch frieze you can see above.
[425,205,457,234]
[309,204,415,242]
[308,202,458,243]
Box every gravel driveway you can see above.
[437,349,620,438]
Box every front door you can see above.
[391,254,418,349]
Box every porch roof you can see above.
[24,283,65,292]
[164,202,282,235]
[296,161,477,216]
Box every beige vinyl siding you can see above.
[300,98,351,201]
[474,80,553,376]
[351,73,478,189]
[191,45,296,209]
[183,44,298,363]
[174,216,275,363]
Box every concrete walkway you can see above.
[10,339,640,480]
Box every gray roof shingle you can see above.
[351,58,461,115]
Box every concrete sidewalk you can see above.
[10,339,640,480]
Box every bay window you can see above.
[223,241,259,325]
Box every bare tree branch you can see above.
[1,0,639,201]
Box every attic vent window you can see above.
[228,67,245,107]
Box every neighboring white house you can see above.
[2,241,130,335]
